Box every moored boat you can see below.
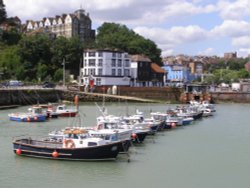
[8,106,47,122]
[13,130,121,161]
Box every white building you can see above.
[80,49,131,86]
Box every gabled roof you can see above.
[151,63,165,73]
[130,54,151,62]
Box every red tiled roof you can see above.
[151,63,165,73]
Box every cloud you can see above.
[134,25,208,56]
[210,20,250,38]
[218,0,250,20]
[238,48,250,58]
[134,25,208,46]
[4,0,217,25]
[5,0,78,21]
[232,36,250,48]
[4,0,250,57]
[198,48,215,56]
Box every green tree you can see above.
[0,45,22,79]
[1,28,21,45]
[96,22,162,65]
[237,69,250,78]
[53,68,63,82]
[51,36,83,79]
[37,61,48,82]
[18,34,52,80]
[0,0,7,24]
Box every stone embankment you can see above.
[0,89,63,106]
[1,87,249,106]
[211,91,250,103]
[0,86,183,106]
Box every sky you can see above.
[4,0,250,58]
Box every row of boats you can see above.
[12,100,216,161]
[8,103,78,122]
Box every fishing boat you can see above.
[97,115,149,143]
[13,128,121,161]
[46,95,79,117]
[8,106,47,122]
[54,104,78,117]
[49,126,132,153]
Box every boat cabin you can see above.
[28,106,43,114]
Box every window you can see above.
[125,60,130,67]
[111,59,116,67]
[117,53,122,58]
[89,52,95,57]
[88,142,97,146]
[96,78,101,85]
[89,68,95,75]
[89,59,96,66]
[98,59,103,66]
[118,69,122,76]
[112,52,116,58]
[98,52,103,57]
[124,69,130,76]
[98,69,102,75]
[84,69,87,75]
[112,69,116,76]
[118,59,122,67]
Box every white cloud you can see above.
[238,48,250,57]
[210,20,250,38]
[232,36,250,48]
[134,25,208,56]
[134,25,207,46]
[198,48,215,56]
[161,49,175,57]
[218,0,250,20]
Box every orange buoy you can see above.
[52,151,59,158]
[34,116,38,121]
[16,148,22,155]
[131,133,137,139]
[27,117,31,122]
[171,122,176,128]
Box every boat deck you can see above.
[15,138,63,148]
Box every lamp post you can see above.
[62,58,65,89]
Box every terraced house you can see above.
[25,9,95,42]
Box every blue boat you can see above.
[8,106,47,122]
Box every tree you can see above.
[36,61,49,82]
[53,69,63,82]
[0,45,22,80]
[51,36,83,79]
[96,22,162,65]
[1,28,21,45]
[0,0,7,24]
[17,34,52,80]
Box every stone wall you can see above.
[0,89,63,106]
[211,92,250,103]
[95,86,182,102]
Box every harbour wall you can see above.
[0,89,63,106]
[211,92,250,103]
[0,87,182,106]
[94,86,182,102]
[1,88,250,106]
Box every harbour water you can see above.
[1,102,250,188]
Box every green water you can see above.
[1,103,250,188]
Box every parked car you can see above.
[42,82,55,88]
[8,80,23,87]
